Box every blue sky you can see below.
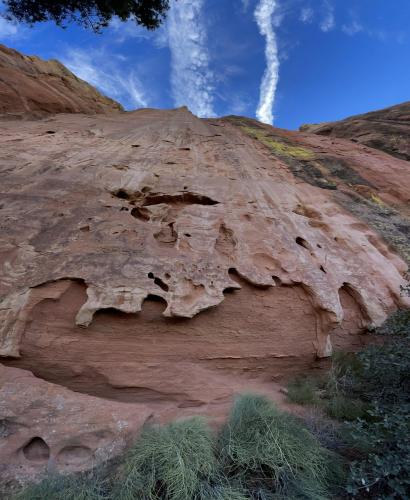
[0,0,409,129]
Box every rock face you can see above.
[0,46,409,485]
[300,101,410,161]
[0,44,123,118]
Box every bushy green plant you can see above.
[286,376,321,405]
[116,417,216,500]
[218,394,345,499]
[346,404,410,498]
[323,395,368,421]
[14,470,108,500]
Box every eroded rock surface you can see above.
[0,44,123,119]
[0,78,409,483]
[300,101,410,161]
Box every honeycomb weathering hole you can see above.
[58,445,92,465]
[23,437,50,462]
[143,192,219,207]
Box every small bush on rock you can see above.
[116,417,216,500]
[218,393,345,499]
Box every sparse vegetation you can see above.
[286,375,322,406]
[14,395,344,500]
[14,469,109,500]
[115,417,217,500]
[218,393,344,499]
[14,311,410,499]
[240,126,315,160]
[286,309,410,498]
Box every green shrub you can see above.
[346,404,410,498]
[286,376,321,405]
[375,308,410,337]
[14,471,108,500]
[116,417,216,500]
[323,395,368,421]
[218,394,345,499]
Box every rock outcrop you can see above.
[0,44,123,119]
[0,46,409,485]
[300,101,410,161]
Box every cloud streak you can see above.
[62,48,148,109]
[254,0,279,125]
[320,1,335,32]
[167,0,215,117]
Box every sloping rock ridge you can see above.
[0,46,409,485]
[0,44,123,118]
[300,101,410,160]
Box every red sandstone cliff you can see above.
[300,101,410,161]
[0,45,409,485]
[0,44,123,118]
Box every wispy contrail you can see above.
[167,0,215,117]
[254,0,279,125]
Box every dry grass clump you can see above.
[116,417,217,500]
[218,394,344,499]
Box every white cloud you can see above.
[254,0,280,125]
[300,7,314,24]
[342,20,363,36]
[0,17,17,38]
[0,0,20,40]
[108,15,168,48]
[61,48,148,109]
[167,0,215,117]
[320,1,335,32]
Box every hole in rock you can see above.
[154,223,178,246]
[142,294,168,310]
[120,207,129,212]
[23,437,50,462]
[80,225,90,232]
[143,193,219,207]
[340,283,371,323]
[272,276,282,286]
[184,233,191,238]
[131,144,140,148]
[296,237,310,249]
[45,130,55,134]
[113,189,129,200]
[179,147,191,151]
[228,268,247,287]
[153,277,169,292]
[166,161,177,165]
[332,284,374,350]
[317,244,322,248]
[320,266,327,274]
[131,207,150,221]
[148,273,169,291]
[58,445,92,465]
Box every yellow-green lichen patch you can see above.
[241,126,315,160]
